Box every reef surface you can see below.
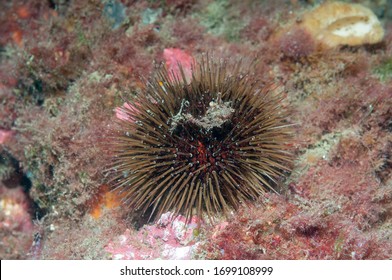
[0,0,391,259]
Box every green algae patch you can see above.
[199,0,245,42]
[374,57,392,82]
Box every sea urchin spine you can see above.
[110,56,292,223]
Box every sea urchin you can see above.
[110,56,292,223]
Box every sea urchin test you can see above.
[110,56,292,223]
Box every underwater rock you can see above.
[299,1,384,48]
[141,8,162,25]
[103,0,127,30]
[0,186,33,259]
[0,186,32,233]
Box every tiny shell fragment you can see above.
[300,1,384,48]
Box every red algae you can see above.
[275,27,316,59]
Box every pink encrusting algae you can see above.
[163,48,194,82]
[0,130,13,144]
[0,0,391,260]
[115,48,192,121]
[105,212,201,260]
